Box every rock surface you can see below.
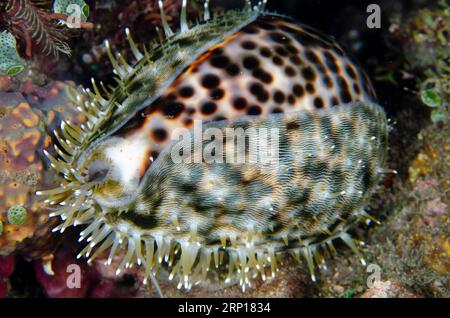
[0,77,85,259]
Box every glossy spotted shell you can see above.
[121,16,376,162]
[39,2,388,293]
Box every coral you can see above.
[359,280,418,298]
[388,1,449,123]
[35,249,93,297]
[369,106,449,297]
[0,0,93,77]
[34,247,140,298]
[2,0,93,56]
[408,129,450,188]
[0,31,26,76]
[7,205,27,226]
[0,255,15,298]
[0,76,86,259]
[0,255,15,278]
[2,0,71,57]
[311,120,450,298]
[408,145,439,184]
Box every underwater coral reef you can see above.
[0,0,448,299]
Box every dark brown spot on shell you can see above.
[324,51,339,73]
[290,55,302,65]
[305,50,320,64]
[345,64,357,79]
[233,97,247,110]
[213,115,227,121]
[250,82,269,103]
[243,56,260,70]
[178,86,194,98]
[317,64,327,74]
[272,107,284,114]
[162,102,185,119]
[210,55,230,69]
[293,84,305,97]
[242,41,257,50]
[306,83,315,94]
[301,66,316,81]
[272,56,284,65]
[212,48,223,55]
[152,128,168,142]
[201,74,220,89]
[247,105,262,115]
[210,88,225,100]
[337,76,352,103]
[201,101,217,115]
[314,97,324,108]
[273,90,286,104]
[252,68,273,84]
[341,91,352,103]
[226,64,240,76]
[275,46,288,56]
[288,94,296,105]
[331,96,340,106]
[260,47,272,57]
[323,75,333,88]
[270,32,291,44]
[285,66,296,77]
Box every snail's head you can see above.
[78,136,150,210]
